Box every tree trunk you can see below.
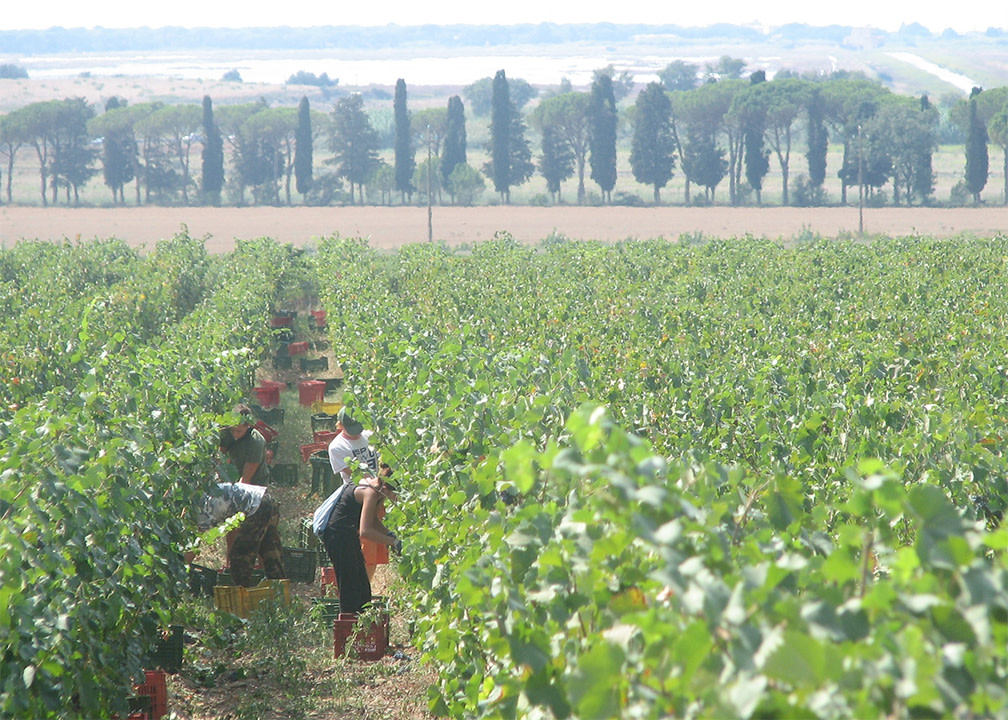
[1003,150,1007,205]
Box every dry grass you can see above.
[4,204,1008,253]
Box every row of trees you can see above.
[1,63,1007,208]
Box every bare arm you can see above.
[357,486,396,545]
[239,461,260,484]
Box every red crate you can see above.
[311,309,327,327]
[270,315,293,328]
[134,670,167,720]
[313,430,338,444]
[300,442,329,463]
[252,385,280,408]
[320,565,338,597]
[333,611,389,661]
[298,380,326,407]
[287,341,309,356]
[253,420,280,443]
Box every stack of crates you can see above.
[213,579,291,618]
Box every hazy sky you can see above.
[0,1,1001,34]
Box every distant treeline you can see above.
[0,22,1003,55]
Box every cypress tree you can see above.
[393,79,415,202]
[488,70,512,202]
[806,87,828,189]
[441,95,467,187]
[294,96,313,198]
[965,87,989,203]
[743,72,770,205]
[201,95,224,205]
[588,73,618,202]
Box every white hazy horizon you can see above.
[0,1,1001,35]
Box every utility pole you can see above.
[426,124,433,243]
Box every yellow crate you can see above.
[312,401,343,416]
[213,579,291,618]
[213,585,249,617]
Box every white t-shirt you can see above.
[327,430,379,478]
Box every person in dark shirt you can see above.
[319,473,399,613]
[220,404,270,484]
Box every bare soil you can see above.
[3,205,1008,252]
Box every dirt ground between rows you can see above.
[3,205,1008,252]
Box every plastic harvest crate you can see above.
[310,452,337,494]
[333,610,390,661]
[319,565,338,597]
[313,401,343,416]
[270,462,299,487]
[300,356,329,373]
[147,624,183,673]
[312,597,341,625]
[282,547,318,583]
[253,420,280,443]
[188,564,217,597]
[298,517,327,554]
[134,669,168,720]
[300,442,328,463]
[213,579,291,618]
[310,412,338,433]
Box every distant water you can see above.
[20,50,679,87]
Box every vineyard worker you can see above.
[195,479,286,587]
[219,403,271,484]
[319,473,400,614]
[327,405,380,480]
[327,406,389,580]
[212,403,277,584]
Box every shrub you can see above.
[0,63,29,79]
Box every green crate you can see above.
[312,597,341,624]
[310,452,336,494]
[283,547,319,583]
[271,462,299,486]
[188,564,217,597]
[215,568,265,586]
[298,517,327,554]
[310,412,338,433]
[300,356,329,373]
[254,405,286,425]
[147,624,183,673]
